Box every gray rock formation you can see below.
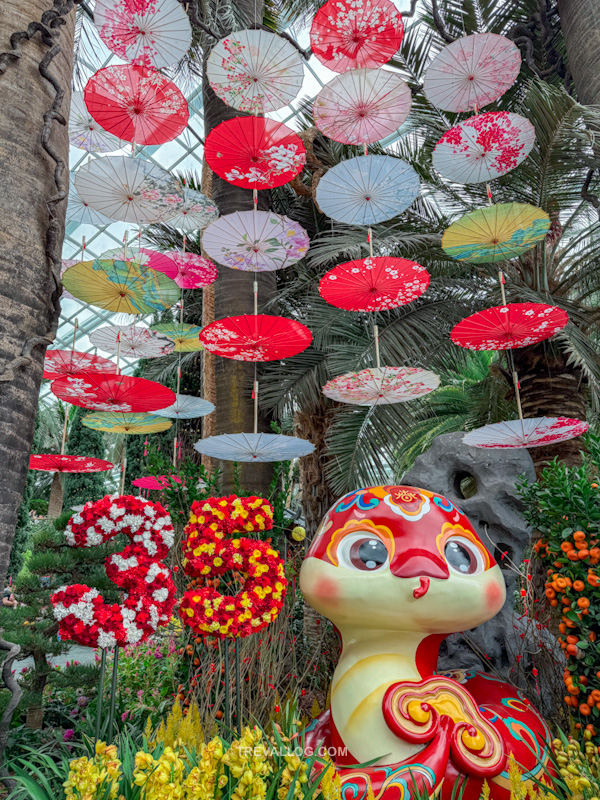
[404,431,536,677]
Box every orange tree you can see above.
[519,435,600,741]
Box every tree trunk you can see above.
[295,403,337,537]
[558,0,600,105]
[47,472,64,518]
[201,23,276,495]
[0,0,75,587]
[512,342,587,474]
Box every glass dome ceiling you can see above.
[45,2,409,402]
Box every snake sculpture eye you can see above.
[444,537,485,576]
[338,532,390,572]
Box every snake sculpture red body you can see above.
[300,485,553,800]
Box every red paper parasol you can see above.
[84,64,189,146]
[43,350,116,380]
[51,373,176,413]
[319,256,430,312]
[132,475,169,490]
[141,249,218,289]
[451,303,569,351]
[310,0,404,73]
[204,117,305,190]
[29,454,115,473]
[200,315,312,361]
[463,417,588,449]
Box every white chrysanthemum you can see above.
[152,588,169,603]
[109,504,126,519]
[97,630,117,649]
[111,554,138,571]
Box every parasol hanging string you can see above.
[498,270,507,305]
[507,348,525,437]
[363,143,368,157]
[81,234,86,259]
[116,330,121,376]
[253,273,258,316]
[486,183,493,205]
[252,366,259,436]
[253,189,258,211]
[180,234,187,325]
[373,323,381,370]
[367,227,373,258]
[62,318,79,455]
[123,229,129,261]
[120,450,127,495]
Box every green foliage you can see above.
[518,434,600,737]
[63,407,107,510]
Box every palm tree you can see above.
[259,5,600,502]
[558,0,600,106]
[0,0,76,589]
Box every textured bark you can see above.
[201,26,276,494]
[200,162,217,476]
[558,0,600,105]
[0,0,74,587]
[295,404,336,538]
[512,343,587,473]
[47,471,64,518]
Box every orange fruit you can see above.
[573,580,585,591]
[574,531,587,541]
[578,597,591,609]
[580,703,592,715]
[568,550,580,561]
[579,549,590,560]
[561,541,574,553]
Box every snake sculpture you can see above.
[300,485,553,800]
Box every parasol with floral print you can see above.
[200,314,312,361]
[94,0,192,70]
[319,256,430,312]
[84,64,189,147]
[69,91,124,153]
[202,211,309,272]
[451,303,569,351]
[433,112,535,184]
[207,29,304,115]
[204,117,306,190]
[29,454,115,473]
[322,366,440,406]
[313,68,411,145]
[310,0,404,73]
[82,411,172,434]
[43,350,116,381]
[423,33,521,113]
[463,417,588,449]
[51,373,176,413]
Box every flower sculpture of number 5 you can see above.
[179,495,287,638]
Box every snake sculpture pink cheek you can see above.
[300,485,555,800]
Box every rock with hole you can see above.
[403,430,535,678]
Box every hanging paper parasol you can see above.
[51,373,176,413]
[84,64,189,146]
[202,211,309,271]
[313,69,411,145]
[90,325,175,359]
[131,475,176,491]
[451,303,569,351]
[142,249,218,288]
[29,454,115,473]
[200,315,312,361]
[43,350,116,380]
[432,112,535,184]
[160,187,219,232]
[69,91,123,152]
[154,393,215,419]
[322,366,440,405]
[74,156,183,224]
[94,0,192,69]
[204,117,306,190]
[423,33,521,113]
[66,177,113,226]
[463,417,588,449]
[206,29,304,115]
[316,156,419,225]
[82,411,172,434]
[194,432,315,462]
[151,323,204,352]
[62,256,180,315]
[310,0,404,73]
[319,256,430,311]
[442,203,551,263]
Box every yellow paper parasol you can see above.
[62,255,180,314]
[151,323,204,352]
[81,411,172,434]
[441,202,550,263]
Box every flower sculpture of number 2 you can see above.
[51,495,176,649]
[179,495,287,638]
